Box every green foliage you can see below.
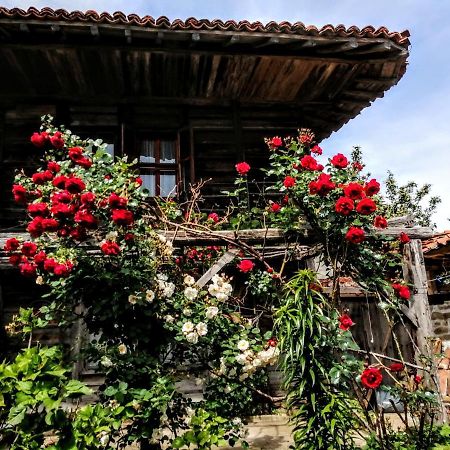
[275,270,361,450]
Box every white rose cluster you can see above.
[235,341,280,380]
[182,321,208,344]
[127,288,156,304]
[157,234,174,257]
[208,274,233,301]
[205,306,219,319]
[156,273,175,298]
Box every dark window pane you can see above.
[140,140,156,163]
[160,140,176,164]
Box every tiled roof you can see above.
[0,6,410,48]
[422,231,450,254]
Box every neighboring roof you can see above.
[423,231,450,257]
[0,6,410,48]
[0,7,410,140]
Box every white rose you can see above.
[157,273,168,281]
[196,322,208,336]
[128,294,138,304]
[118,343,127,355]
[100,356,113,367]
[215,292,229,302]
[183,274,195,286]
[182,321,195,334]
[252,357,262,368]
[184,286,198,300]
[208,285,220,297]
[235,354,247,365]
[165,315,175,323]
[163,283,175,298]
[205,306,219,319]
[237,339,250,351]
[183,308,192,317]
[185,332,199,344]
[146,289,155,302]
[35,276,44,285]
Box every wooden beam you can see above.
[19,23,30,33]
[222,35,240,47]
[317,38,359,54]
[124,28,132,44]
[254,37,280,49]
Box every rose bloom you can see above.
[237,339,250,351]
[356,198,377,215]
[283,176,296,188]
[271,202,281,213]
[205,306,219,319]
[118,344,128,355]
[41,218,59,232]
[77,157,93,169]
[135,177,143,186]
[32,171,53,185]
[414,375,423,384]
[353,162,364,171]
[34,251,47,266]
[399,232,411,244]
[109,193,128,209]
[338,314,354,331]
[365,179,380,196]
[9,254,22,266]
[47,161,60,173]
[330,153,348,169]
[238,259,254,273]
[52,191,72,204]
[235,161,250,175]
[74,210,98,229]
[300,155,319,171]
[343,183,365,200]
[20,262,37,277]
[374,215,388,229]
[12,184,27,203]
[21,241,38,257]
[44,258,57,273]
[4,238,20,253]
[27,217,44,237]
[51,203,73,219]
[208,212,219,223]
[311,145,322,155]
[335,197,354,215]
[112,209,134,226]
[361,367,383,389]
[65,177,86,194]
[309,173,335,196]
[388,362,405,372]
[68,146,84,161]
[101,240,121,256]
[52,175,68,189]
[81,192,96,206]
[54,263,71,278]
[50,131,64,149]
[392,283,411,300]
[30,132,48,148]
[270,136,283,148]
[345,227,365,244]
[27,202,49,217]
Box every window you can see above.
[138,135,178,197]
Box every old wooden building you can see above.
[0,6,410,227]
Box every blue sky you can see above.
[3,0,450,229]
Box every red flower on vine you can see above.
[4,238,20,252]
[270,203,281,213]
[21,242,37,257]
[392,283,411,300]
[338,314,355,331]
[101,241,121,256]
[270,136,283,148]
[12,185,27,204]
[309,173,335,196]
[374,216,388,229]
[335,197,354,215]
[30,132,48,148]
[343,183,365,200]
[235,162,250,175]
[112,209,134,226]
[364,179,380,196]
[311,145,322,155]
[283,176,296,188]
[47,161,61,173]
[361,367,383,389]
[27,203,49,217]
[388,362,405,372]
[330,153,348,169]
[399,232,411,244]
[238,259,254,273]
[300,155,320,171]
[345,227,365,244]
[50,131,65,149]
[207,212,219,223]
[65,177,86,194]
[356,198,377,215]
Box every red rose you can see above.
[339,314,355,331]
[47,161,61,173]
[81,192,96,206]
[374,216,388,229]
[267,338,278,347]
[335,197,354,215]
[124,232,135,242]
[51,191,72,204]
[30,132,47,148]
[74,210,98,229]
[399,232,411,244]
[235,162,250,175]
[12,184,27,204]
[309,173,335,196]
[65,177,86,194]
[392,283,411,300]
[111,209,134,226]
[356,198,377,215]
[353,162,364,171]
[52,176,68,189]
[270,136,283,147]
[54,263,71,277]
[32,171,53,185]
[388,362,405,372]
[414,375,423,384]
[27,202,49,217]
[20,262,37,277]
[311,145,322,155]
[361,367,383,389]
[101,240,121,256]
[300,155,319,171]
[44,258,57,273]
[70,227,87,241]
[365,179,380,196]
[135,177,143,186]
[34,251,47,266]
[238,259,254,273]
[207,212,219,223]
[283,176,296,188]
[109,193,128,209]
[345,227,365,244]
[9,254,22,266]
[57,226,72,238]
[77,157,93,169]
[330,153,348,169]
[4,238,20,252]
[50,131,64,149]
[51,203,73,219]
[21,241,38,257]
[270,202,281,213]
[68,146,84,161]
[41,218,59,232]
[343,183,365,200]
[27,217,44,237]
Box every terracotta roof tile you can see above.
[423,231,450,254]
[0,6,410,48]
